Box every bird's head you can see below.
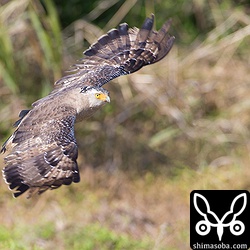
[80,86,110,107]
[73,86,110,121]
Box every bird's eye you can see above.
[95,93,100,98]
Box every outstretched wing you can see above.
[55,14,175,89]
[1,105,80,198]
[1,14,175,198]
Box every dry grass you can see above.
[0,1,250,249]
[0,158,249,249]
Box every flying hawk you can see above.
[1,14,175,198]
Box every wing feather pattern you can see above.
[2,105,79,198]
[55,14,175,88]
[1,14,174,198]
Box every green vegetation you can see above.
[0,0,249,249]
[0,222,152,250]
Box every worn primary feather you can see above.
[1,14,175,198]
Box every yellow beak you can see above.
[98,93,110,103]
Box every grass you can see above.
[0,162,249,249]
[0,0,250,249]
[0,221,153,250]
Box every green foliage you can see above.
[0,225,30,250]
[0,5,17,93]
[36,222,56,240]
[0,0,62,99]
[0,222,152,250]
[29,0,62,79]
[0,2,249,249]
[0,0,249,170]
[65,224,152,250]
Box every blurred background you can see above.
[0,0,249,249]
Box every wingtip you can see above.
[1,136,11,154]
[167,17,172,23]
[141,15,154,30]
[0,146,6,154]
[163,18,173,32]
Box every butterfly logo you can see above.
[193,193,247,241]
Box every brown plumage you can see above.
[1,14,175,198]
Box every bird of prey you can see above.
[1,14,175,198]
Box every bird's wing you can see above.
[2,104,80,198]
[55,14,175,89]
